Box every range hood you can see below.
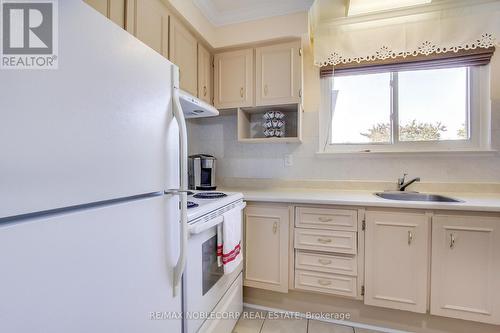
[178,89,219,118]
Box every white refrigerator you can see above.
[0,1,188,332]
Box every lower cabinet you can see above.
[244,202,500,326]
[364,211,430,313]
[293,206,361,299]
[431,214,500,325]
[243,205,289,293]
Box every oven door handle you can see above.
[189,202,247,235]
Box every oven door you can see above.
[184,207,244,333]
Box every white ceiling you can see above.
[193,0,315,26]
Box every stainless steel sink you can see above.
[375,192,462,203]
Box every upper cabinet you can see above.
[431,214,500,325]
[255,41,302,106]
[214,40,302,109]
[84,0,126,28]
[129,1,211,99]
[170,17,198,96]
[198,44,212,104]
[131,0,170,58]
[214,49,253,109]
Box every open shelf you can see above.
[237,104,302,143]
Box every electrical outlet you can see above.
[284,154,293,167]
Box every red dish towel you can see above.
[216,208,243,274]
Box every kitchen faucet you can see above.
[398,173,421,191]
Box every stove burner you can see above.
[193,192,227,199]
[187,201,199,209]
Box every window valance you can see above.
[319,47,495,77]
[310,0,500,68]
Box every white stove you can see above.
[186,191,244,223]
[184,190,245,333]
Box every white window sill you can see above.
[316,148,499,158]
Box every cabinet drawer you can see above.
[295,270,357,298]
[296,207,357,231]
[295,251,357,276]
[294,229,357,254]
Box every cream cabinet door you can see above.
[364,211,430,313]
[214,49,253,109]
[244,205,289,293]
[255,41,301,106]
[431,215,500,325]
[84,0,126,28]
[84,0,107,16]
[169,17,198,96]
[108,0,126,28]
[132,0,169,58]
[198,44,212,104]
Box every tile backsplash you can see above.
[187,105,500,185]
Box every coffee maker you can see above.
[188,154,216,190]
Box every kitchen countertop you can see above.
[221,187,500,213]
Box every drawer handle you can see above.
[203,86,207,96]
[318,279,332,286]
[318,217,333,222]
[240,87,244,98]
[317,237,332,244]
[318,259,332,265]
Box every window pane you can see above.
[331,73,391,144]
[398,67,468,142]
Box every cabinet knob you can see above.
[408,230,413,245]
[203,86,207,96]
[240,87,244,98]
[317,237,332,244]
[450,233,456,249]
[272,222,278,234]
[318,259,332,265]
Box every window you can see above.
[321,65,489,153]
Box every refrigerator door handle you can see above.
[172,86,189,297]
[164,189,191,195]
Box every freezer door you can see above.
[0,195,181,333]
[0,0,176,218]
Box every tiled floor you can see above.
[233,308,386,333]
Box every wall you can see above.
[187,38,500,185]
[214,11,308,49]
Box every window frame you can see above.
[319,65,491,154]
